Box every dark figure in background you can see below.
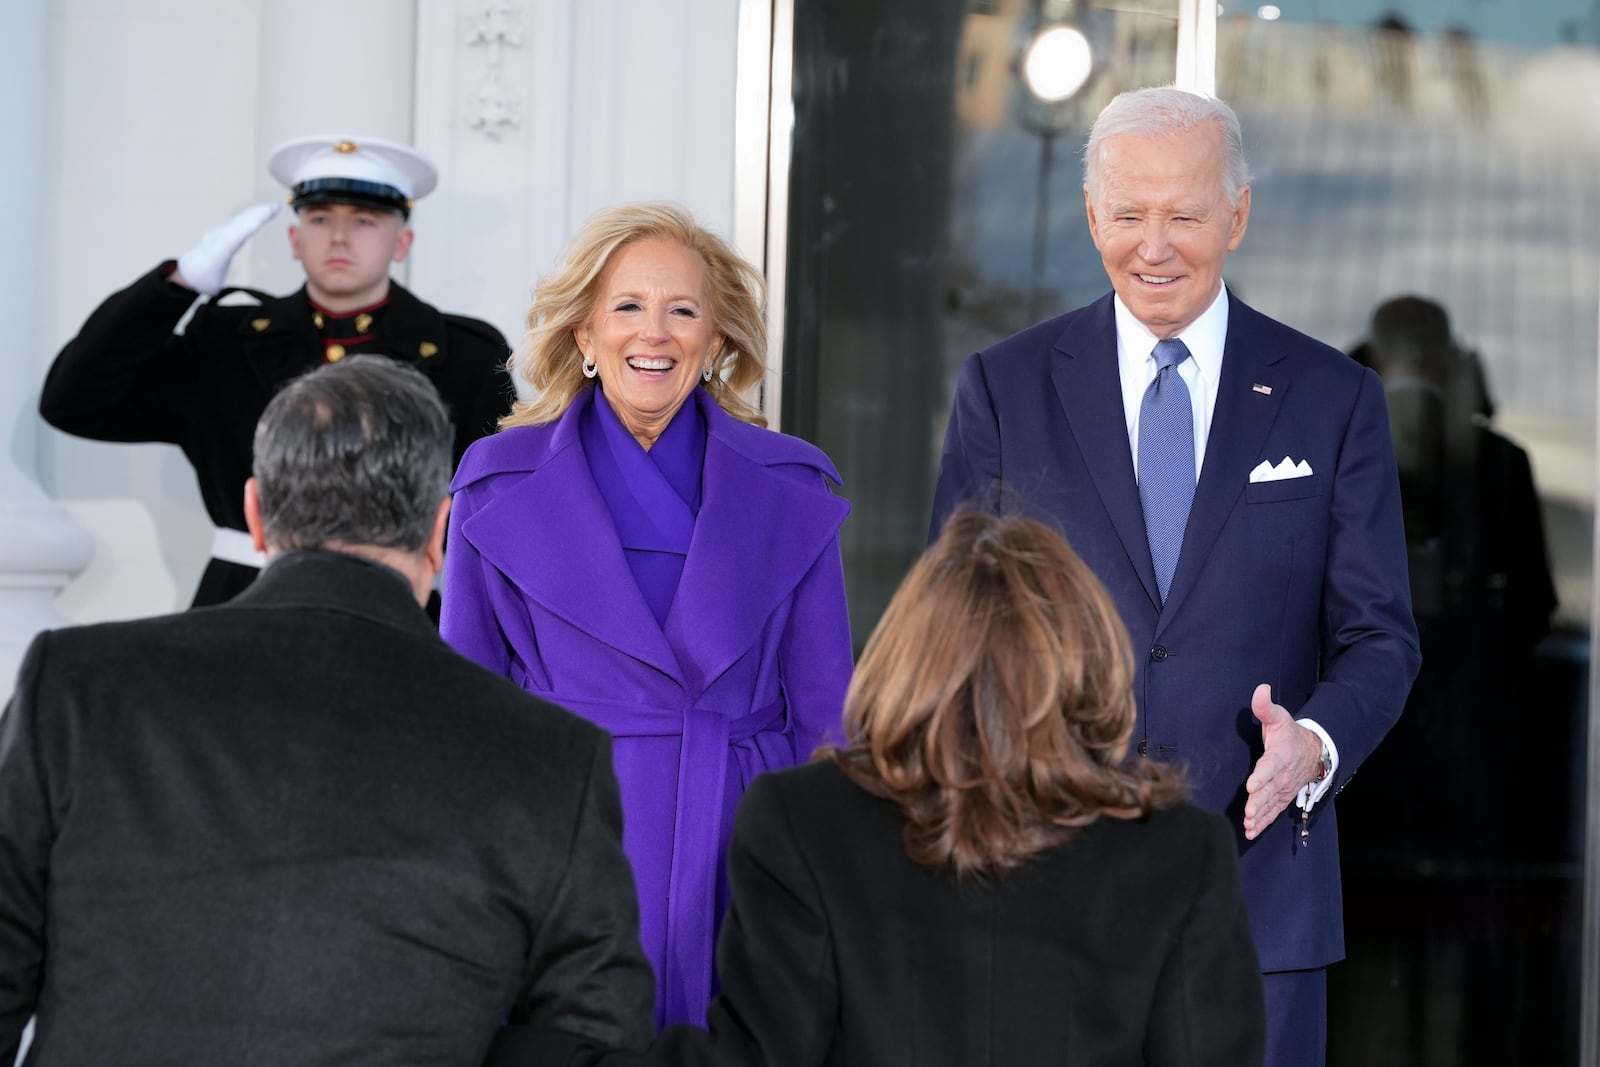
[497,510,1266,1066]
[0,356,653,1065]
[1440,25,1488,123]
[39,135,511,607]
[1332,295,1557,1066]
[1372,14,1417,111]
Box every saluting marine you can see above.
[40,135,511,607]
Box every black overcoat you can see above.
[0,551,654,1065]
[496,759,1266,1066]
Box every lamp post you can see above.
[1020,20,1092,322]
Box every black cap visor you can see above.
[290,178,411,219]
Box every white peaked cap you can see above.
[266,135,439,217]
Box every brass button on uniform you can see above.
[326,344,345,362]
[251,318,271,332]
[419,342,439,358]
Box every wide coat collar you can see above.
[223,549,437,638]
[1048,291,1288,626]
[454,388,848,689]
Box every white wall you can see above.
[410,0,742,362]
[37,0,269,620]
[27,0,746,623]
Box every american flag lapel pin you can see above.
[1252,383,1272,395]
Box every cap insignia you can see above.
[335,140,359,154]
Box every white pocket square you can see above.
[1249,456,1313,482]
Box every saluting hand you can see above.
[173,201,282,297]
[1242,683,1324,840]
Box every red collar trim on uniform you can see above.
[308,296,390,319]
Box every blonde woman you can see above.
[442,203,852,1029]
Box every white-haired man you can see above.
[931,86,1421,1066]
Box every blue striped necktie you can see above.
[1139,338,1195,603]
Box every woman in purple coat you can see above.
[441,203,853,1029]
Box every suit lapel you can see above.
[664,399,849,692]
[1159,297,1287,625]
[458,403,683,682]
[1050,300,1162,609]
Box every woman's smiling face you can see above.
[577,236,724,450]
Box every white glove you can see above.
[174,202,281,296]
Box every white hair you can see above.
[1083,86,1251,207]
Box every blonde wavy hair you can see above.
[501,202,767,429]
[829,510,1186,880]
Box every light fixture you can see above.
[1021,24,1093,104]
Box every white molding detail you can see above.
[760,0,795,429]
[1176,0,1218,95]
[3,0,91,688]
[464,1,529,140]
[733,0,776,422]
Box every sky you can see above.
[1230,0,1596,48]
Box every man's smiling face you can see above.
[1084,122,1251,340]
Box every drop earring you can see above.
[702,364,714,383]
[582,356,598,379]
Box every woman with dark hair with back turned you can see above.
[501,509,1266,1066]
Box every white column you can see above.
[1,0,93,690]
[244,0,421,296]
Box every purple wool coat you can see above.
[441,386,853,1030]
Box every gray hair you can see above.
[1083,86,1251,207]
[252,355,452,553]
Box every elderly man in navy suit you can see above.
[930,86,1420,1066]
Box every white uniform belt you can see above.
[211,527,266,569]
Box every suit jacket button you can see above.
[1137,739,1149,756]
[1149,645,1169,662]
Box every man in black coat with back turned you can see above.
[0,356,653,1065]
[39,135,511,607]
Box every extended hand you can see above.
[1242,683,1323,840]
[173,202,281,296]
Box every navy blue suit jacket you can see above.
[930,291,1420,972]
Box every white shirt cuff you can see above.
[1294,718,1338,812]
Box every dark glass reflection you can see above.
[783,2,1594,1061]
[1213,12,1596,1063]
[1337,295,1571,1064]
[784,0,1180,641]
